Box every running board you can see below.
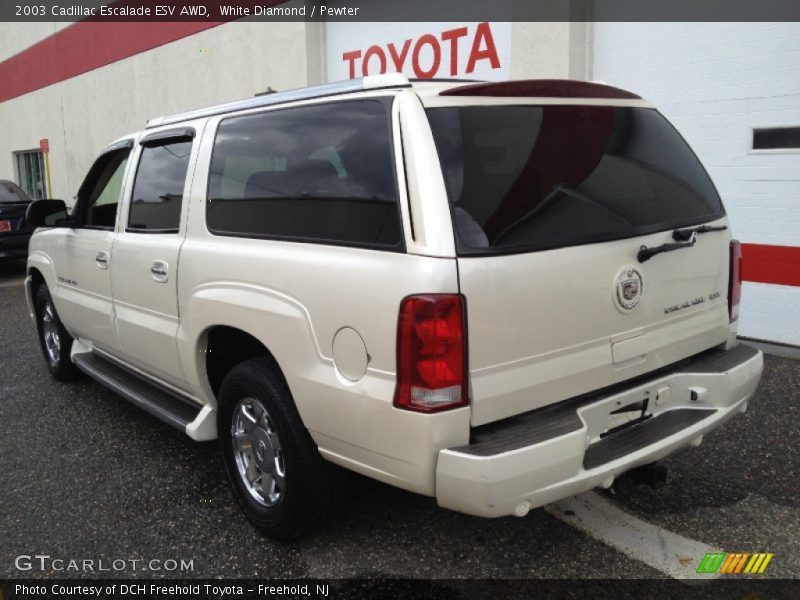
[72,352,203,432]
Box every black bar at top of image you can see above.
[2,578,800,600]
[3,0,800,23]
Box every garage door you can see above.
[593,23,800,346]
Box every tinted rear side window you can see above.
[207,99,402,249]
[128,140,192,231]
[427,105,724,255]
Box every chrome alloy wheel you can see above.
[41,301,61,365]
[231,397,286,507]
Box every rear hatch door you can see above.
[426,98,732,425]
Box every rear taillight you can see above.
[729,240,742,322]
[394,294,468,413]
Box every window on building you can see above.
[128,139,192,232]
[14,150,47,200]
[752,126,800,151]
[206,99,402,249]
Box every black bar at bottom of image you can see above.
[2,578,799,600]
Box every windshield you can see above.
[0,180,31,204]
[427,105,724,255]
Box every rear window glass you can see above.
[427,105,724,255]
[207,99,402,249]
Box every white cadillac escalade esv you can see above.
[25,74,764,540]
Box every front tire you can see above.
[218,357,340,541]
[34,285,79,381]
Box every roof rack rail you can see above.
[407,77,486,83]
[146,73,411,129]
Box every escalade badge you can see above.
[614,267,644,313]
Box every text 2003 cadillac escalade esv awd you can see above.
[25,75,763,540]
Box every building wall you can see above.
[324,20,588,82]
[0,21,318,203]
[592,22,800,346]
[0,23,70,61]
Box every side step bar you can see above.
[73,352,202,432]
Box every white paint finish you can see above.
[459,220,731,426]
[592,22,800,344]
[34,227,119,352]
[332,327,369,382]
[395,90,456,257]
[546,492,721,580]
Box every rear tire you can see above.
[34,284,79,381]
[218,357,341,541]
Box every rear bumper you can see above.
[436,344,763,518]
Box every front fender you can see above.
[26,250,57,319]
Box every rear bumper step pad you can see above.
[583,408,715,469]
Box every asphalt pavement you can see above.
[0,258,797,581]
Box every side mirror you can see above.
[26,199,70,228]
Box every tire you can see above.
[218,357,341,541]
[34,284,80,381]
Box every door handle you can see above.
[150,260,169,283]
[95,252,109,270]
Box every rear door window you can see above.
[207,99,402,249]
[128,139,193,232]
[427,105,724,255]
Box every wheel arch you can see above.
[25,252,56,319]
[200,325,290,400]
[27,266,46,293]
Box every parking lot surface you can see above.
[1,258,797,580]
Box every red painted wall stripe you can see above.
[742,243,800,287]
[0,21,224,104]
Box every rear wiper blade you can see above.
[672,224,727,242]
[638,234,697,263]
[639,224,728,262]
